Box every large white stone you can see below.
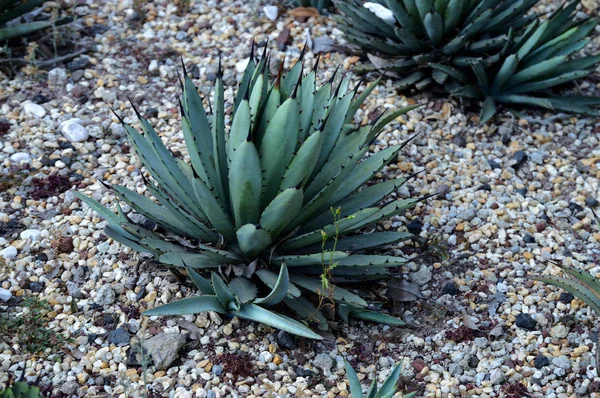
[20,229,42,241]
[263,5,278,21]
[9,152,31,164]
[0,288,11,302]
[0,246,17,260]
[364,2,395,24]
[23,102,46,118]
[61,119,89,142]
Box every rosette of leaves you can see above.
[74,45,424,339]
[0,0,71,42]
[344,359,416,398]
[335,0,600,123]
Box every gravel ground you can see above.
[1,0,600,397]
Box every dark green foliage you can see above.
[75,47,422,338]
[0,0,71,42]
[0,381,41,398]
[335,0,600,123]
[294,0,333,11]
[0,297,69,354]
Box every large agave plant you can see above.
[0,381,41,398]
[335,0,600,122]
[75,46,422,339]
[0,0,71,42]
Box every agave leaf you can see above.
[283,296,328,330]
[384,0,421,33]
[366,379,379,398]
[228,99,252,164]
[517,19,549,60]
[444,0,466,34]
[424,12,443,46]
[471,63,489,93]
[494,94,553,110]
[144,295,225,316]
[416,0,434,20]
[280,129,324,190]
[255,263,290,306]
[479,96,497,125]
[190,176,237,242]
[104,224,155,255]
[350,309,405,326]
[429,63,468,83]
[236,224,272,258]
[257,268,302,298]
[491,54,519,91]
[344,359,363,397]
[507,70,590,94]
[289,274,368,307]
[348,76,381,123]
[185,266,215,294]
[507,55,567,87]
[260,97,300,208]
[377,361,404,398]
[181,74,215,188]
[319,231,411,252]
[336,255,408,268]
[371,105,421,137]
[260,188,304,238]
[281,55,304,98]
[559,264,600,298]
[159,252,221,269]
[211,272,238,310]
[273,251,348,267]
[459,9,492,39]
[229,277,258,304]
[233,53,257,113]
[229,140,262,227]
[298,69,316,141]
[232,303,323,339]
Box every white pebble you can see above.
[0,288,11,302]
[23,102,46,118]
[263,5,278,21]
[0,246,17,260]
[20,229,41,241]
[9,152,31,164]
[61,120,89,142]
[235,58,250,73]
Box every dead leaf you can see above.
[462,311,480,330]
[177,320,203,340]
[277,27,291,51]
[287,7,319,18]
[489,322,504,337]
[387,278,422,302]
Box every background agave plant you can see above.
[294,0,333,12]
[335,0,600,123]
[0,380,41,398]
[344,359,416,398]
[0,0,71,42]
[75,46,423,339]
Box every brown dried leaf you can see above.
[287,7,319,18]
[387,278,422,302]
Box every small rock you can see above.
[552,356,571,370]
[61,120,89,142]
[534,354,549,369]
[23,102,46,118]
[142,333,187,370]
[523,234,535,243]
[94,284,116,306]
[586,198,599,207]
[407,218,422,234]
[20,229,41,241]
[66,281,82,298]
[108,327,132,346]
[277,331,295,350]
[530,151,545,165]
[9,152,31,164]
[516,187,527,196]
[550,324,569,339]
[60,381,78,395]
[48,67,68,85]
[313,353,332,373]
[488,159,501,169]
[212,364,223,376]
[72,70,84,82]
[510,151,527,169]
[235,58,250,74]
[410,266,432,285]
[0,246,17,259]
[263,5,278,20]
[453,134,467,147]
[490,368,504,385]
[442,282,460,295]
[515,313,536,331]
[32,94,50,104]
[559,292,574,304]
[0,288,12,301]
[468,356,479,368]
[149,60,159,75]
[28,281,44,293]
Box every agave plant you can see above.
[0,0,71,42]
[344,359,416,398]
[335,0,600,123]
[0,381,41,398]
[294,0,333,12]
[74,46,423,339]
